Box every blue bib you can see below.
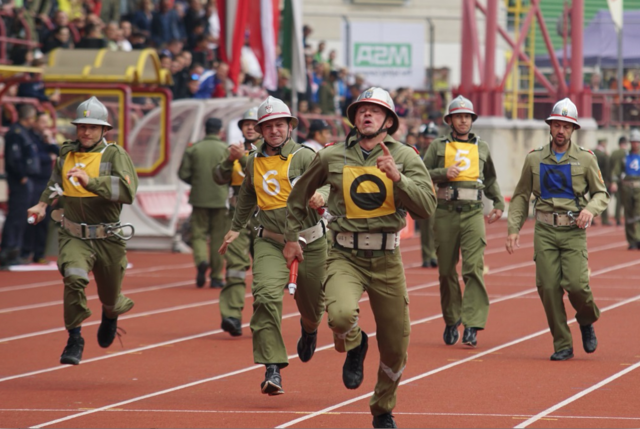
[625,154,640,177]
[540,163,575,200]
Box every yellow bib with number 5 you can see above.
[444,142,479,182]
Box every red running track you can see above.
[0,220,639,428]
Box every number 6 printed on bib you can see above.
[254,155,294,211]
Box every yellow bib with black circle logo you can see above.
[61,150,104,198]
[254,154,293,211]
[231,159,245,186]
[343,165,395,219]
[444,142,480,182]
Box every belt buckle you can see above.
[363,250,374,258]
[80,223,89,239]
[446,186,458,201]
[455,206,463,213]
[552,213,559,227]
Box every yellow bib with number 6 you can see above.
[444,142,479,182]
[254,155,293,211]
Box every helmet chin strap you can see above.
[80,128,105,152]
[450,123,471,140]
[264,127,291,158]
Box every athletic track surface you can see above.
[1,219,639,428]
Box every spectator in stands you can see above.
[116,23,133,51]
[120,19,132,41]
[191,34,214,69]
[302,24,312,48]
[128,30,147,49]
[42,26,74,53]
[204,1,220,50]
[212,62,233,98]
[302,119,331,152]
[131,0,154,38]
[100,0,121,26]
[314,40,326,64]
[18,59,61,105]
[171,58,190,100]
[319,69,337,114]
[588,72,603,92]
[20,112,60,265]
[159,53,172,70]
[76,22,107,48]
[311,62,325,103]
[53,10,70,29]
[183,0,205,35]
[267,68,292,105]
[187,73,202,98]
[0,105,39,268]
[167,39,183,57]
[151,0,185,47]
[105,21,120,50]
[327,49,337,67]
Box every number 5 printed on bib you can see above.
[444,142,480,182]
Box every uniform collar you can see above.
[72,138,107,153]
[346,133,400,149]
[257,138,297,157]
[447,132,478,143]
[543,141,579,162]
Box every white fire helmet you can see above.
[255,96,298,132]
[444,95,478,125]
[545,98,580,129]
[70,96,113,130]
[237,106,259,130]
[346,87,399,135]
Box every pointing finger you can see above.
[380,142,391,157]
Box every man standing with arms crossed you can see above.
[213,107,260,336]
[424,95,504,348]
[284,87,436,429]
[219,97,328,396]
[506,98,608,361]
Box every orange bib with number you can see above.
[444,141,479,182]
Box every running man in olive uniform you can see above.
[423,95,504,348]
[178,118,229,289]
[219,96,328,396]
[418,122,439,268]
[609,136,629,226]
[611,129,640,249]
[285,87,437,429]
[213,107,260,336]
[506,98,608,361]
[27,97,138,365]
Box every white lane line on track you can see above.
[0,281,196,314]
[27,287,538,429]
[8,408,640,421]
[0,263,195,293]
[275,292,640,429]
[22,241,634,427]
[1,239,631,372]
[513,360,640,428]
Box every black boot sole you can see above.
[261,380,284,395]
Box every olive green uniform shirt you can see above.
[178,134,229,209]
[423,132,505,211]
[609,148,628,183]
[285,135,437,241]
[507,142,610,235]
[39,140,138,224]
[232,139,327,234]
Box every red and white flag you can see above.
[218,0,279,92]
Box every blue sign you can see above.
[540,163,575,200]
[625,154,640,177]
